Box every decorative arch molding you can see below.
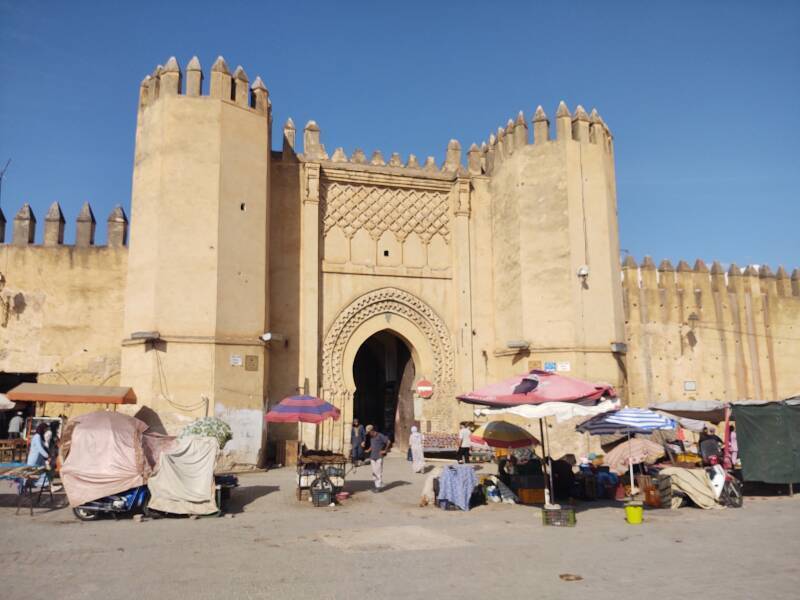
[321,287,455,397]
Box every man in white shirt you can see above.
[458,423,472,464]
[8,411,24,439]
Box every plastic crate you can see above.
[312,489,332,507]
[542,508,576,527]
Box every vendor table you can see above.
[0,462,54,515]
[296,453,346,501]
[0,439,28,463]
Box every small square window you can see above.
[383,250,389,257]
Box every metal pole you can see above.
[722,405,732,469]
[538,418,550,504]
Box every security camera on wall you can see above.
[260,332,285,343]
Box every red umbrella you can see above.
[265,395,341,424]
[457,370,615,408]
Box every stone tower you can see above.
[478,103,625,392]
[119,56,271,464]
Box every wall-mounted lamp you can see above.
[610,342,628,354]
[506,340,530,350]
[131,331,161,342]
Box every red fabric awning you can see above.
[7,383,137,405]
[457,370,615,408]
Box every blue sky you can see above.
[0,0,798,267]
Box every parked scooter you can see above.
[72,485,150,521]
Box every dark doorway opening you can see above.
[352,331,416,450]
[0,372,37,438]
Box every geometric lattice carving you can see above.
[321,181,450,243]
[322,287,456,396]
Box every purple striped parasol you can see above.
[264,395,341,424]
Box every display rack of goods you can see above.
[422,433,459,451]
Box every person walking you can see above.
[366,428,391,492]
[458,422,472,464]
[729,423,739,466]
[409,426,425,473]
[350,419,365,466]
[8,411,24,439]
[26,423,50,489]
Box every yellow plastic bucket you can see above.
[625,503,643,525]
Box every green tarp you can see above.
[732,400,800,484]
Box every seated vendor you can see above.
[497,455,517,486]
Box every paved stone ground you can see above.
[1,457,798,600]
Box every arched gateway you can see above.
[320,288,456,452]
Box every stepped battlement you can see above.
[285,102,612,178]
[0,202,128,247]
[138,56,270,116]
[622,255,800,298]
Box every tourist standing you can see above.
[366,428,391,492]
[350,418,365,466]
[8,411,24,439]
[409,426,425,473]
[458,422,472,464]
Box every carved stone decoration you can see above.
[322,287,456,399]
[320,181,450,243]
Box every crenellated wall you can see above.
[0,202,128,412]
[622,256,800,406]
[271,99,625,451]
[2,50,795,466]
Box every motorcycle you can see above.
[72,485,150,521]
[72,474,239,521]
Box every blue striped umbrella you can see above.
[576,408,675,495]
[576,408,676,436]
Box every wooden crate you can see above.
[517,488,546,505]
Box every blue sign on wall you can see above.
[544,361,557,372]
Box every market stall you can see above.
[265,395,345,504]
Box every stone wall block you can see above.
[303,121,328,160]
[44,201,66,246]
[76,202,96,247]
[107,205,129,247]
[467,143,481,175]
[532,106,549,144]
[775,266,791,297]
[185,56,203,96]
[210,56,232,100]
[555,101,572,141]
[160,56,181,96]
[232,66,250,108]
[513,111,529,148]
[571,105,591,142]
[443,139,461,172]
[12,203,36,245]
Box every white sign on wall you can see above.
[556,361,571,372]
[230,354,243,367]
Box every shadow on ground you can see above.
[0,490,69,514]
[226,485,280,513]
[345,480,411,496]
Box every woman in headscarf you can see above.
[409,426,425,473]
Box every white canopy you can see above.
[0,393,16,410]
[477,397,620,422]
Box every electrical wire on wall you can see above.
[153,346,209,415]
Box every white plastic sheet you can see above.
[478,398,620,422]
[147,436,219,515]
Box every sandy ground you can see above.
[1,456,798,600]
